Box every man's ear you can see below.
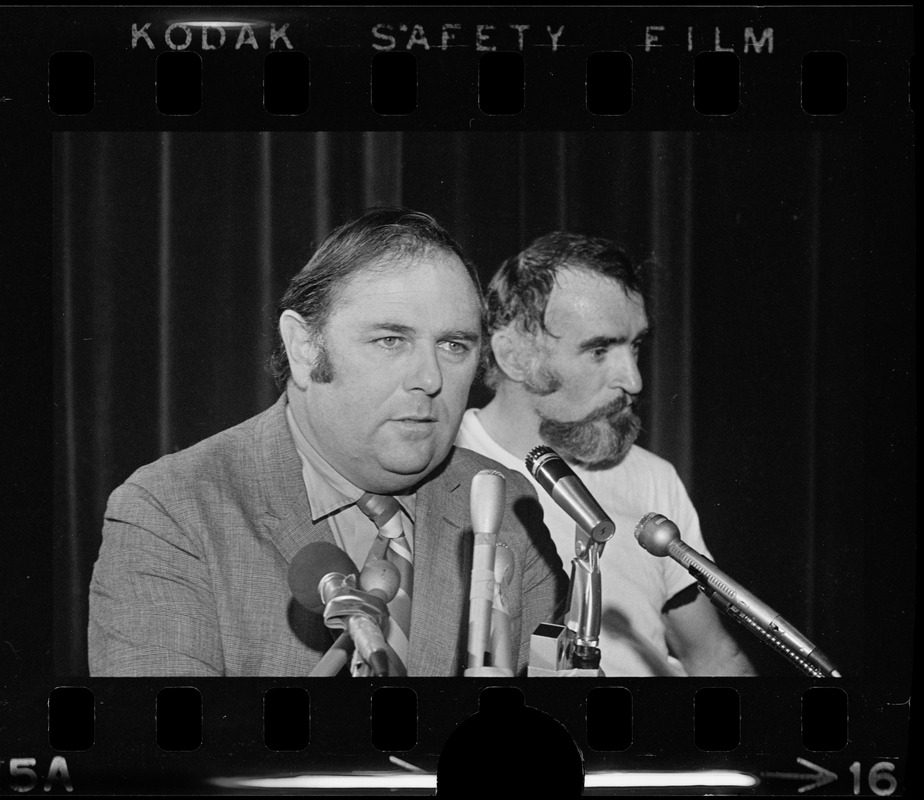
[279,310,319,389]
[490,327,537,384]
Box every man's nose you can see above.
[609,351,643,396]
[403,345,444,395]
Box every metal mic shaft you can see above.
[700,585,828,677]
[635,512,841,677]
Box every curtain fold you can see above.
[647,131,694,486]
[54,131,872,677]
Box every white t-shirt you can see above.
[456,408,713,677]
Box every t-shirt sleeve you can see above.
[660,466,714,604]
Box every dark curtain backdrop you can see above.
[53,131,904,679]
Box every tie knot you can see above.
[356,492,402,532]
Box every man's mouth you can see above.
[583,396,634,425]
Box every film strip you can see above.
[1,5,915,796]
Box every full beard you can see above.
[538,395,642,470]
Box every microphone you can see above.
[525,445,615,544]
[359,559,401,603]
[466,469,506,672]
[288,541,357,613]
[287,542,400,677]
[634,512,841,678]
[490,543,515,675]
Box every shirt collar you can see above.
[284,400,416,524]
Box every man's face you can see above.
[291,249,482,494]
[527,268,649,468]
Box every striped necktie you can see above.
[355,492,413,672]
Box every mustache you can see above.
[575,394,638,425]
[537,393,643,471]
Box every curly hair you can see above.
[483,232,647,390]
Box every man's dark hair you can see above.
[270,207,484,388]
[484,232,647,390]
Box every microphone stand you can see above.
[524,446,614,676]
[309,632,354,677]
[563,524,603,669]
[528,524,607,676]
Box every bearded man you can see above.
[455,232,754,676]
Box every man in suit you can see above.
[88,208,567,677]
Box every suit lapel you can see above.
[407,461,469,676]
[252,398,472,675]
[251,394,338,563]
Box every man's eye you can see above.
[376,337,403,348]
[439,340,470,355]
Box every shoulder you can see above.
[446,443,510,473]
[444,445,534,496]
[623,443,677,472]
[440,447,542,540]
[618,444,684,485]
[606,445,701,540]
[455,408,488,451]
[112,400,284,506]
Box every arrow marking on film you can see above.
[760,758,837,793]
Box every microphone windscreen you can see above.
[288,541,358,613]
[633,512,680,557]
[470,469,506,535]
[360,559,401,603]
[525,444,566,482]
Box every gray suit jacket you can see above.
[88,395,567,676]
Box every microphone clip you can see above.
[321,578,390,632]
[563,525,603,660]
